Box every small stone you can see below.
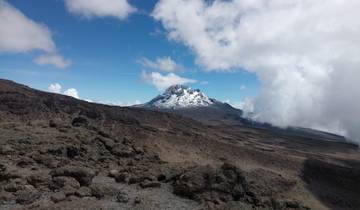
[75,186,92,197]
[114,172,129,183]
[157,174,167,182]
[134,196,141,204]
[140,180,161,188]
[0,163,6,173]
[66,146,80,158]
[17,157,36,168]
[129,175,148,184]
[51,192,66,203]
[0,191,14,204]
[108,169,119,178]
[67,195,79,201]
[4,182,24,192]
[90,184,117,199]
[62,185,77,196]
[111,145,136,158]
[134,147,144,154]
[286,200,301,208]
[50,176,81,190]
[116,191,129,203]
[15,190,41,205]
[71,117,88,127]
[49,120,57,128]
[0,145,14,155]
[27,173,50,188]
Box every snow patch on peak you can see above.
[147,85,214,109]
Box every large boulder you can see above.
[173,163,244,202]
[173,163,299,209]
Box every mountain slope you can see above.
[140,85,349,143]
[140,85,244,125]
[0,79,360,210]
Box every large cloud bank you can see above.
[153,0,360,142]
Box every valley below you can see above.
[0,79,360,210]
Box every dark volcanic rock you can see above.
[0,191,14,204]
[15,189,41,205]
[51,192,66,203]
[50,166,95,186]
[111,144,136,158]
[50,176,81,190]
[66,146,81,158]
[27,173,51,188]
[75,186,92,197]
[113,172,129,183]
[90,183,117,199]
[140,180,161,188]
[243,168,296,200]
[4,182,25,192]
[116,191,129,203]
[173,163,244,202]
[173,163,298,209]
[71,116,88,127]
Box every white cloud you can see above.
[34,54,71,69]
[0,1,70,69]
[0,0,55,53]
[85,99,141,107]
[153,0,360,142]
[48,83,62,94]
[141,71,196,91]
[240,85,246,90]
[100,100,141,107]
[139,57,184,72]
[63,88,79,99]
[48,83,79,99]
[65,0,136,20]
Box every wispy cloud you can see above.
[141,71,196,91]
[138,56,185,72]
[65,0,136,20]
[34,54,71,69]
[48,83,62,94]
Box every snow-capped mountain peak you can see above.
[145,85,215,109]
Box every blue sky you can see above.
[2,0,360,140]
[0,0,259,105]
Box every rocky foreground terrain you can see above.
[0,79,360,210]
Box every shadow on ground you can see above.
[302,158,360,210]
